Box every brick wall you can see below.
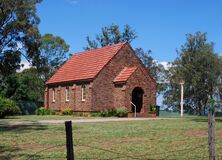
[92,44,156,113]
[47,82,93,111]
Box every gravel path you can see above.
[2,117,178,126]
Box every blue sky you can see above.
[36,0,222,63]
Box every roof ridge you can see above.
[71,42,127,57]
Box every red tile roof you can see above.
[113,66,138,83]
[46,42,127,84]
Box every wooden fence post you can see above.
[208,109,215,160]
[65,121,74,160]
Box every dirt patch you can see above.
[188,130,222,137]
[18,143,53,150]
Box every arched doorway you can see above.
[131,87,144,113]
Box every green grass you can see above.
[0,116,222,159]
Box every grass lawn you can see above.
[0,116,222,160]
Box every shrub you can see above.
[115,107,128,117]
[35,107,55,115]
[61,106,73,115]
[99,109,109,117]
[107,108,117,117]
[0,97,21,118]
[150,104,156,112]
[91,112,101,117]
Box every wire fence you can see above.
[1,122,221,160]
[18,139,222,160]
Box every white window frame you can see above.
[65,87,70,102]
[81,85,86,101]
[52,88,55,102]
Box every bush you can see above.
[115,107,128,117]
[99,109,109,117]
[35,107,55,115]
[150,104,156,112]
[0,97,21,118]
[91,112,101,117]
[61,106,73,115]
[98,108,117,117]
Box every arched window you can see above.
[81,85,86,101]
[52,88,56,102]
[65,86,70,101]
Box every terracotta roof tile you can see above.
[46,42,127,84]
[113,66,138,83]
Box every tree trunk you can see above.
[198,101,202,116]
[208,109,215,160]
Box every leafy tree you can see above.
[14,68,44,101]
[0,68,44,101]
[164,32,222,115]
[84,24,137,50]
[136,48,168,95]
[38,33,70,81]
[0,0,42,76]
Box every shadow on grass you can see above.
[0,121,48,133]
[0,145,42,160]
[191,117,222,123]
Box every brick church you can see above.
[44,42,156,117]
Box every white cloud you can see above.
[18,59,31,72]
[158,61,172,70]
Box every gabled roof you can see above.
[46,42,127,84]
[113,67,138,83]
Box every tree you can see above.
[135,48,168,95]
[84,24,137,50]
[15,68,44,101]
[164,32,222,115]
[0,0,42,76]
[0,68,44,101]
[38,33,70,81]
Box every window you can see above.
[52,88,55,102]
[81,85,86,101]
[65,87,70,101]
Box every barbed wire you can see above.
[24,144,65,160]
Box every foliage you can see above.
[61,106,73,115]
[90,112,101,117]
[136,48,168,95]
[35,107,55,115]
[0,97,21,118]
[38,33,70,81]
[84,24,137,50]
[91,109,116,117]
[0,0,42,76]
[164,32,222,115]
[150,104,156,112]
[98,110,109,117]
[91,108,128,117]
[15,68,44,101]
[17,100,43,115]
[115,107,128,117]
[0,68,44,101]
[207,99,220,113]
